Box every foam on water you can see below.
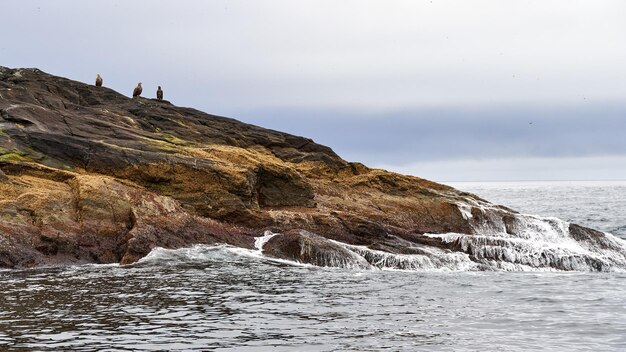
[138,229,278,265]
[136,226,626,273]
[435,200,626,272]
[137,244,247,264]
[134,198,626,272]
[137,239,313,268]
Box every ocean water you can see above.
[448,180,626,241]
[1,181,625,351]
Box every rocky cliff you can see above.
[1,67,625,271]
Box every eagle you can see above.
[132,82,143,98]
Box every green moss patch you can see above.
[161,133,192,146]
[0,148,32,162]
[0,152,30,162]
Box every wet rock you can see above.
[263,230,371,269]
[568,223,625,252]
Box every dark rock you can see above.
[263,230,370,269]
[255,165,314,208]
[569,223,623,251]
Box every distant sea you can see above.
[1,181,625,351]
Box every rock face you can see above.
[1,66,625,271]
[0,162,251,267]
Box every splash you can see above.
[335,242,477,272]
[442,200,626,272]
[254,230,277,251]
[137,206,626,272]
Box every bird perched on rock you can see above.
[132,82,142,98]
[156,86,163,100]
[95,74,103,87]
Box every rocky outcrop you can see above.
[0,162,252,267]
[263,230,371,269]
[1,66,624,271]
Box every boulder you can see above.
[263,230,370,269]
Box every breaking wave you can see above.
[138,201,626,272]
[137,232,312,268]
[441,200,626,272]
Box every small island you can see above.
[0,66,624,271]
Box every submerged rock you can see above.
[0,66,624,271]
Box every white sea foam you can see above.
[136,205,626,272]
[426,199,626,272]
[456,203,473,220]
[333,241,477,272]
[254,230,277,251]
[137,238,313,268]
[139,230,278,265]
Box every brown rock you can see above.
[0,162,253,267]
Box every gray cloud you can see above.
[382,156,626,182]
[2,0,626,180]
[4,1,626,109]
[236,105,626,164]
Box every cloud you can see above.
[2,1,625,180]
[3,1,626,110]
[378,155,626,182]
[236,104,626,164]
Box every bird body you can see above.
[132,82,143,97]
[156,86,163,100]
[95,74,103,87]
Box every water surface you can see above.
[1,181,625,351]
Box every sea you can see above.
[1,181,625,351]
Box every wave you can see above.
[136,231,626,273]
[446,200,626,271]
[136,233,313,268]
[136,206,626,272]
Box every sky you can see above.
[2,0,626,181]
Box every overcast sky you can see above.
[3,1,626,181]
